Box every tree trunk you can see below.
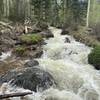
[86,0,90,27]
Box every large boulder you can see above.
[61,29,69,35]
[24,59,39,67]
[0,49,2,56]
[27,48,43,58]
[39,30,54,38]
[0,67,55,92]
[65,37,70,43]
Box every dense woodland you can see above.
[0,0,87,27]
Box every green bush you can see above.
[88,46,100,70]
[15,46,26,56]
[19,34,43,44]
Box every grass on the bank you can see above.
[15,46,26,56]
[20,34,43,44]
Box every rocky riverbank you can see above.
[0,27,100,100]
[0,59,56,92]
[61,27,100,47]
[0,22,54,75]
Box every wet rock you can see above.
[24,60,39,67]
[27,47,43,58]
[65,37,70,43]
[39,30,54,38]
[32,28,42,33]
[0,68,55,92]
[61,29,69,35]
[0,49,2,56]
[39,41,47,45]
[15,41,23,45]
[0,52,2,56]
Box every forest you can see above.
[0,0,100,100]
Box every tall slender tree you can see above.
[86,0,90,27]
[0,0,3,20]
[31,0,43,23]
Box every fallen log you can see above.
[0,91,33,99]
[0,21,13,30]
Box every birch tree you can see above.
[86,0,90,27]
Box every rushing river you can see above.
[0,27,100,100]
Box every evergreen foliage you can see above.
[0,0,87,27]
[88,46,100,70]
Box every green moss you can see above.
[15,46,26,56]
[20,34,43,44]
[88,46,100,70]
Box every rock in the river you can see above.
[65,37,70,43]
[0,68,55,92]
[0,49,2,56]
[39,30,54,38]
[27,47,43,58]
[61,29,69,35]
[24,60,39,67]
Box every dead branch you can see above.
[0,91,33,99]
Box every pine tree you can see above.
[42,0,52,23]
[31,0,43,22]
[9,0,26,22]
[51,0,60,26]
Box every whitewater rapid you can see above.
[0,27,100,100]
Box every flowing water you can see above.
[0,51,11,61]
[0,27,100,100]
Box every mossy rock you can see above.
[0,68,55,91]
[19,34,43,44]
[88,46,100,70]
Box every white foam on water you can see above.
[0,51,11,61]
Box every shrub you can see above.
[88,46,100,70]
[19,34,43,44]
[15,46,26,56]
